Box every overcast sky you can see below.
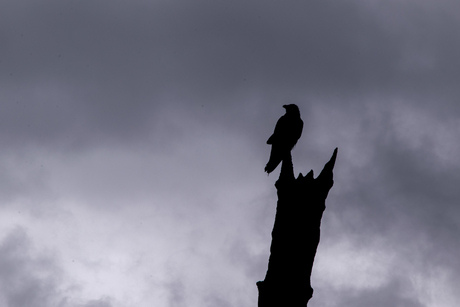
[1,0,460,306]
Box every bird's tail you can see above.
[264,158,282,174]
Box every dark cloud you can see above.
[1,0,460,306]
[310,100,460,306]
[328,108,460,249]
[2,0,459,151]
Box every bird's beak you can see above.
[282,105,287,109]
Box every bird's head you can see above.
[283,104,300,115]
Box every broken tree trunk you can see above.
[257,148,337,307]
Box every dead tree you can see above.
[257,148,337,307]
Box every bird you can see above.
[264,104,303,174]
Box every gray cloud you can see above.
[1,0,460,306]
[340,277,426,307]
[0,227,62,307]
[82,299,113,307]
[0,227,115,307]
[2,0,459,150]
[165,279,185,307]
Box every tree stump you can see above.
[257,148,337,307]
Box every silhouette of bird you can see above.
[265,104,303,174]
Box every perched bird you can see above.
[265,104,303,174]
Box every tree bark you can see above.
[257,148,337,307]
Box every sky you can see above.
[1,0,460,306]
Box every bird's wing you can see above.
[295,118,304,141]
[267,114,288,144]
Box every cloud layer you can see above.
[1,0,460,306]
